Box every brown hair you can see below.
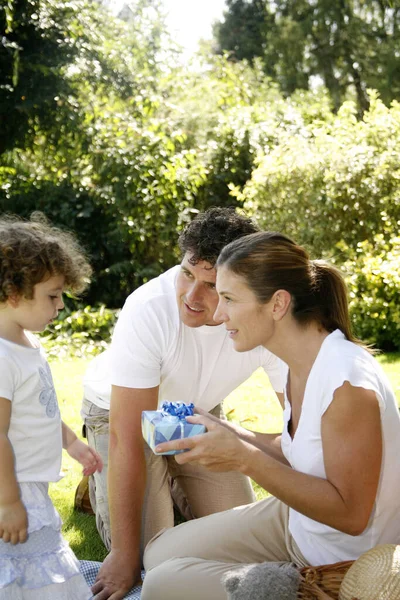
[0,213,92,302]
[217,231,362,345]
[178,207,259,266]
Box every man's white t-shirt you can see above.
[281,329,400,565]
[84,266,284,411]
[0,334,63,483]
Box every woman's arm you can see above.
[159,382,382,535]
[0,397,28,544]
[194,406,288,464]
[243,382,381,534]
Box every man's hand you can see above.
[91,550,142,600]
[0,499,28,544]
[66,438,103,476]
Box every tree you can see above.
[0,0,205,307]
[213,0,274,67]
[0,0,165,156]
[214,0,400,113]
[0,0,87,155]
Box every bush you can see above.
[241,93,400,257]
[340,236,400,351]
[40,305,119,359]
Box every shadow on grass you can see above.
[59,489,187,562]
[62,504,108,562]
[378,351,400,364]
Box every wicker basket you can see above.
[297,560,355,600]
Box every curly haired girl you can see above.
[0,214,103,600]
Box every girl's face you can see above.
[214,266,274,352]
[12,274,65,333]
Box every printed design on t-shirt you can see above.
[38,362,59,418]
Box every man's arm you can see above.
[92,384,158,600]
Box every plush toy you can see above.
[222,561,300,600]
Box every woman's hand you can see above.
[66,438,103,476]
[0,499,28,544]
[155,414,251,472]
[193,406,243,434]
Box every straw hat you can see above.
[339,544,400,600]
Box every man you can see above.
[83,207,284,599]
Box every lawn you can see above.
[49,352,400,562]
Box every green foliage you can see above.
[0,0,82,154]
[213,0,274,67]
[84,102,206,289]
[172,57,280,210]
[237,92,400,349]
[241,93,400,257]
[0,164,134,306]
[40,305,119,359]
[0,0,205,306]
[166,55,332,212]
[340,236,400,351]
[0,0,168,156]
[1,0,399,355]
[214,0,400,113]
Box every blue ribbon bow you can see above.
[161,401,195,419]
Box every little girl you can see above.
[0,214,103,599]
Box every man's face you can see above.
[175,252,222,327]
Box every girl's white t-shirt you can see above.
[0,334,62,483]
[281,329,400,565]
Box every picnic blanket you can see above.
[79,561,144,599]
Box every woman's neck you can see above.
[268,321,330,381]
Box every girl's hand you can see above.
[0,499,28,544]
[66,438,103,476]
[155,414,251,472]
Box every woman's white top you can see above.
[281,329,400,565]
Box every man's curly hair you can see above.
[178,207,259,266]
[0,213,92,302]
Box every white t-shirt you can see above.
[0,334,63,483]
[281,329,400,565]
[84,266,284,411]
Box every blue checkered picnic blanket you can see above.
[79,561,144,599]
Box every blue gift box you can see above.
[142,401,206,455]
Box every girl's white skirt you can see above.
[0,482,92,600]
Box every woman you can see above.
[140,231,400,600]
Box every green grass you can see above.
[49,358,108,561]
[50,353,400,561]
[376,352,400,401]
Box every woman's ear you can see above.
[271,289,291,321]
